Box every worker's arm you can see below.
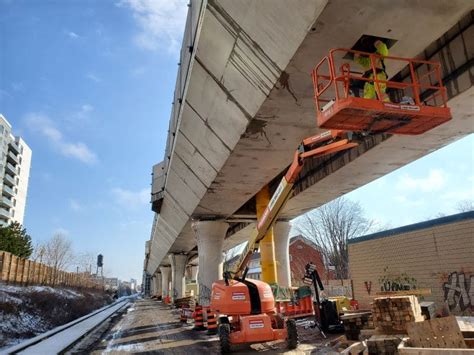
[354,54,371,69]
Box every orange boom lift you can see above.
[210,48,451,353]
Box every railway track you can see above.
[3,296,135,354]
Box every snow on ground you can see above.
[0,284,83,301]
[0,283,112,350]
[0,311,49,348]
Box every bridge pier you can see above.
[159,266,171,300]
[193,220,228,306]
[169,254,187,300]
[274,221,292,288]
[154,271,162,297]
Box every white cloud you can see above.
[62,142,97,163]
[118,0,188,53]
[68,104,94,124]
[25,113,98,164]
[67,31,80,39]
[86,73,102,83]
[440,188,474,202]
[396,169,447,192]
[81,104,94,113]
[111,187,149,209]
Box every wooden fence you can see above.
[0,251,101,289]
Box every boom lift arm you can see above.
[224,130,359,282]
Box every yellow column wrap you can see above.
[256,185,278,284]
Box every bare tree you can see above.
[74,251,96,273]
[31,242,47,263]
[456,199,474,213]
[42,234,74,285]
[295,197,373,280]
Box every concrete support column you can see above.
[169,254,187,300]
[159,266,171,298]
[274,221,292,288]
[150,277,155,297]
[155,272,162,296]
[193,221,228,306]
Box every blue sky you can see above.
[0,1,472,281]
[0,0,188,281]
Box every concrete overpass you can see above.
[144,1,473,303]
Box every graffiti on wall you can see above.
[364,281,372,295]
[443,272,474,312]
[378,267,417,292]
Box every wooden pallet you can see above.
[406,316,467,349]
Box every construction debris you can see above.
[174,296,195,309]
[367,334,404,354]
[341,312,374,340]
[419,301,435,320]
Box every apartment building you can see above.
[0,114,32,226]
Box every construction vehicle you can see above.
[210,47,451,353]
[303,262,344,335]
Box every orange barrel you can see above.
[206,308,218,335]
[193,304,205,331]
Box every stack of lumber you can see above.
[174,296,194,308]
[340,312,374,340]
[372,295,424,333]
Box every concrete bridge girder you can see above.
[146,1,473,275]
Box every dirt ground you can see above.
[91,299,343,354]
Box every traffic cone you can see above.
[206,308,218,335]
[193,304,205,331]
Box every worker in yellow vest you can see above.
[354,40,390,102]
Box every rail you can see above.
[311,48,449,111]
[3,296,135,354]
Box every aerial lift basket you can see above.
[311,48,452,135]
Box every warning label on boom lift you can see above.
[249,320,265,329]
[232,292,246,300]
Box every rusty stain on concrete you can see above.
[278,71,299,104]
[241,118,271,145]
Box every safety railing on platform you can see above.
[311,48,449,112]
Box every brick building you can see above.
[349,211,474,316]
[289,235,334,286]
[226,235,334,286]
